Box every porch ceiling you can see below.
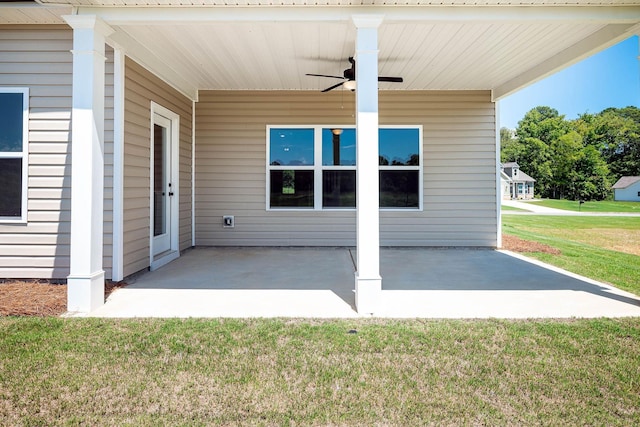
[5,3,640,100]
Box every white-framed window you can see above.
[0,88,29,223]
[266,125,422,210]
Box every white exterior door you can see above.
[150,104,180,269]
[152,113,172,255]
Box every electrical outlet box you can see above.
[222,215,235,228]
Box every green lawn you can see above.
[502,216,640,296]
[500,204,526,212]
[527,199,640,212]
[1,317,639,426]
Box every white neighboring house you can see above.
[501,163,536,200]
[612,176,640,201]
[500,170,512,200]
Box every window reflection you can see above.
[0,93,23,152]
[322,128,356,166]
[380,170,420,208]
[0,159,22,217]
[270,170,314,208]
[269,128,314,166]
[379,128,420,166]
[323,170,356,208]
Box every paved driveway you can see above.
[87,247,640,318]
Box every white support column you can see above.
[494,101,502,249]
[353,15,383,315]
[112,45,125,282]
[63,15,114,312]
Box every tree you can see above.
[550,131,583,199]
[516,106,570,143]
[518,137,553,197]
[572,145,611,201]
[583,107,640,179]
[500,127,523,163]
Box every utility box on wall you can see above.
[222,215,235,228]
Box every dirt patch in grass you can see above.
[0,281,125,317]
[502,234,561,255]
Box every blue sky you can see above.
[499,35,639,130]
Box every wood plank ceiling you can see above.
[113,21,608,91]
[2,2,639,96]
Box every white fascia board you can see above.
[107,29,198,101]
[492,23,639,101]
[76,6,640,25]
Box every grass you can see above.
[526,199,640,213]
[1,317,639,426]
[500,204,527,212]
[502,215,640,295]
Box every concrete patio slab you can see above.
[85,247,640,318]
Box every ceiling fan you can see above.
[306,57,403,92]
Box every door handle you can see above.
[169,192,174,196]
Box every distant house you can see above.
[501,162,536,200]
[612,177,640,202]
[500,170,512,200]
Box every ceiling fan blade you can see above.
[321,81,346,93]
[306,73,345,80]
[378,76,403,83]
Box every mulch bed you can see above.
[1,236,559,317]
[0,280,125,317]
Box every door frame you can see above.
[149,102,180,270]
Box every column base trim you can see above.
[355,273,382,315]
[67,270,105,313]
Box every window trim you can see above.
[266,125,423,211]
[0,87,29,223]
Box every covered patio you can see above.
[3,2,639,316]
[86,248,640,318]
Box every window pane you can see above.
[323,170,356,208]
[0,93,24,152]
[0,158,22,217]
[269,128,314,166]
[380,170,419,208]
[379,128,420,166]
[322,128,356,166]
[270,170,314,208]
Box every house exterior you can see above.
[501,162,536,200]
[612,176,640,201]
[500,170,512,200]
[1,1,639,314]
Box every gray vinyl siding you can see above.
[122,58,192,277]
[195,90,497,247]
[0,25,115,279]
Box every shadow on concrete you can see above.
[122,247,640,317]
[380,248,640,309]
[129,247,358,310]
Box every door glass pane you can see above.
[380,170,419,208]
[153,124,166,236]
[0,93,23,152]
[322,128,356,166]
[0,158,22,217]
[379,128,420,166]
[269,128,314,166]
[270,170,314,208]
[323,170,356,208]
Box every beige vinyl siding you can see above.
[122,58,192,277]
[0,26,115,279]
[196,90,497,247]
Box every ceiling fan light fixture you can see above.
[343,80,356,91]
